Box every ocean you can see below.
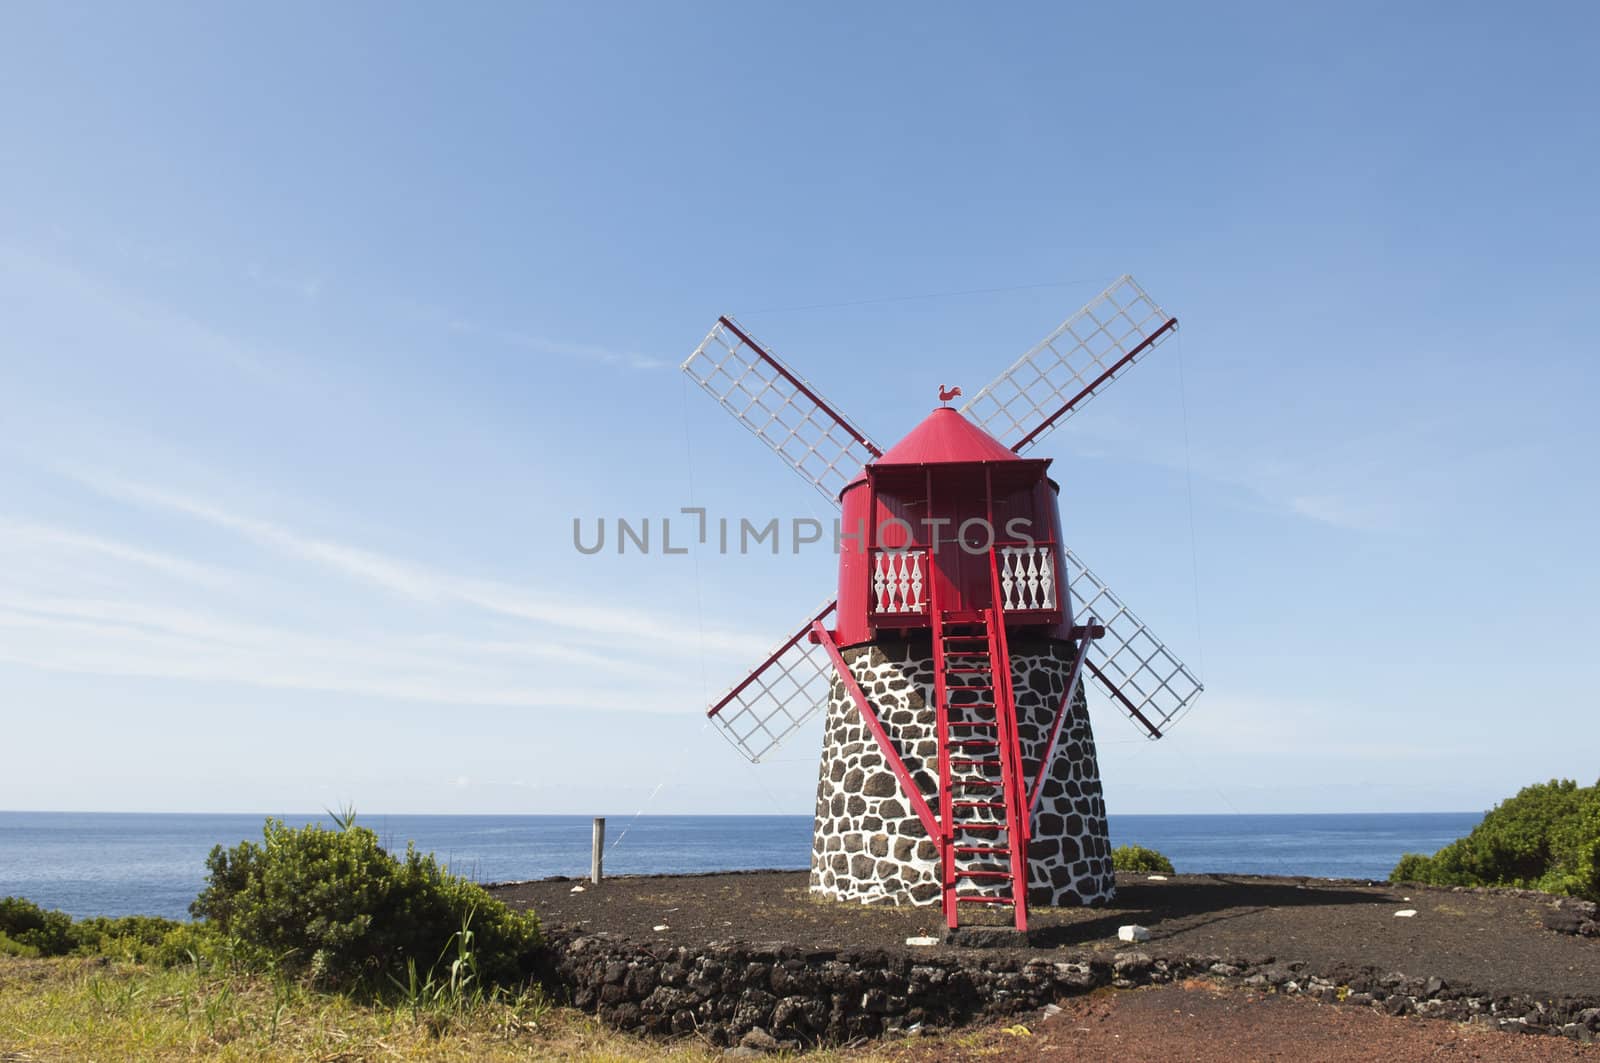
[0,811,1482,921]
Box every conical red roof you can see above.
[874,406,1018,465]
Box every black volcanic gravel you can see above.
[489,870,1600,1001]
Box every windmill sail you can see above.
[682,317,881,505]
[1064,547,1202,738]
[961,275,1178,454]
[705,601,839,762]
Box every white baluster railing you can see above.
[997,545,1057,611]
[871,550,926,614]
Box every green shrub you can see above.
[0,896,76,956]
[78,915,207,964]
[1390,778,1600,901]
[1112,844,1175,875]
[190,817,541,991]
[0,897,193,962]
[0,929,39,958]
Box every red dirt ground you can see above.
[888,981,1600,1062]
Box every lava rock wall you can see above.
[548,930,1600,1049]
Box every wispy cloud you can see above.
[1286,494,1397,532]
[243,262,327,303]
[0,518,234,588]
[26,237,657,373]
[67,469,763,656]
[0,556,706,712]
[1164,692,1469,760]
[0,598,672,711]
[1054,415,1418,533]
[0,245,281,380]
[445,317,667,371]
[66,472,444,599]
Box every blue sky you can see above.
[1,2,1596,817]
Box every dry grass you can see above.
[0,955,899,1061]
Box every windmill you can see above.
[681,275,1202,931]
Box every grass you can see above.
[0,955,909,1061]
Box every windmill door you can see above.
[928,466,994,615]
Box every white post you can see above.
[591,817,605,884]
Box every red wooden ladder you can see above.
[933,606,1030,931]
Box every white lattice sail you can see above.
[683,317,880,505]
[961,275,1178,453]
[705,601,839,763]
[1064,547,1203,737]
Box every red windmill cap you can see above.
[875,406,1018,465]
[842,407,1026,494]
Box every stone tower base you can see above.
[808,634,1113,907]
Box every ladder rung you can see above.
[938,609,1028,931]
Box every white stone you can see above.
[653,924,670,931]
[1118,924,1151,942]
[569,885,585,893]
[905,936,939,947]
[1147,874,1168,881]
[1394,909,1418,918]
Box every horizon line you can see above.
[0,808,1485,818]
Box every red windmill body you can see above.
[682,276,1202,931]
[835,407,1067,646]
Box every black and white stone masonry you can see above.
[809,634,1113,907]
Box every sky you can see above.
[0,2,1596,817]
